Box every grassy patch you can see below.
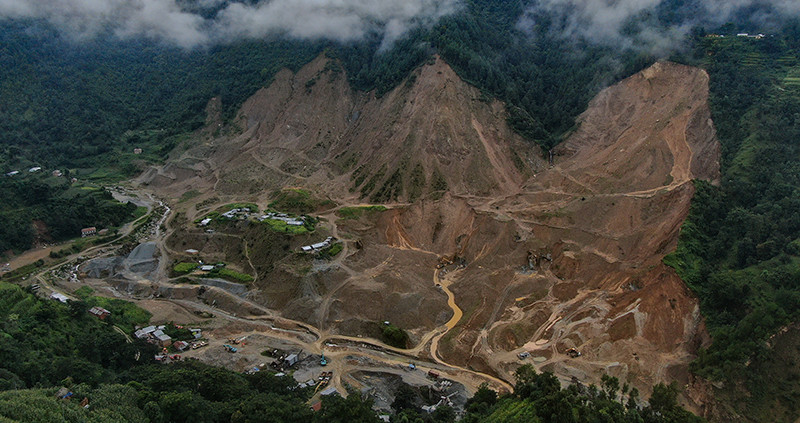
[131,206,148,220]
[73,286,95,299]
[263,218,310,235]
[84,296,152,333]
[208,268,254,283]
[325,243,343,256]
[317,243,343,259]
[173,262,198,275]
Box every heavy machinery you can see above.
[223,344,238,353]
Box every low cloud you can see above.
[0,0,460,48]
[521,0,800,55]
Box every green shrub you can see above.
[381,323,409,349]
[173,262,198,275]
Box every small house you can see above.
[320,386,339,396]
[88,306,111,320]
[185,249,199,254]
[52,170,62,177]
[28,167,42,173]
[199,218,212,226]
[301,246,313,252]
[50,292,69,303]
[135,326,157,339]
[97,229,109,236]
[173,341,189,351]
[133,148,143,154]
[200,265,215,272]
[285,353,299,366]
[153,331,172,347]
[5,170,19,176]
[81,227,97,237]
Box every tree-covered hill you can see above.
[664,21,800,421]
[0,172,137,253]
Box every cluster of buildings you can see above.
[737,33,767,39]
[706,33,768,39]
[258,212,306,227]
[80,227,108,238]
[300,236,336,253]
[134,325,203,347]
[5,167,41,176]
[221,207,256,220]
[5,167,64,176]
[197,207,261,227]
[197,208,310,228]
[5,167,79,182]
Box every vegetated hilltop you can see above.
[142,54,720,411]
[665,29,800,422]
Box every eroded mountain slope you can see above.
[142,55,540,203]
[142,58,720,407]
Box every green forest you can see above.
[0,282,700,422]
[663,21,800,420]
[0,172,137,253]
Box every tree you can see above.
[313,391,381,423]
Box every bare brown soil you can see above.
[138,57,720,411]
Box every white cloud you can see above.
[522,0,800,54]
[0,0,460,48]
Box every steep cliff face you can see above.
[143,57,720,410]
